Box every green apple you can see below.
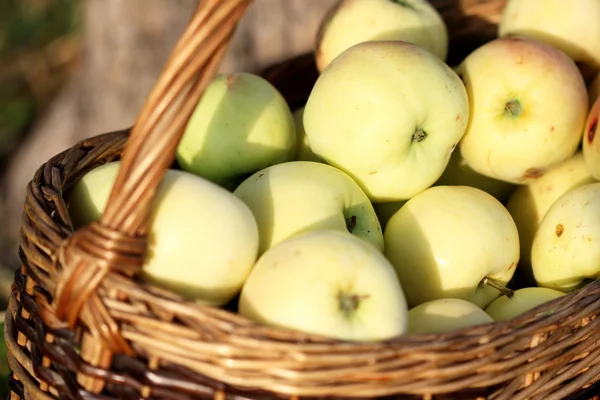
[67,161,259,306]
[499,0,600,71]
[233,161,383,255]
[384,185,519,309]
[238,229,409,342]
[304,40,469,202]
[485,287,565,322]
[457,36,588,184]
[292,107,322,163]
[407,298,494,335]
[531,182,600,292]
[506,151,596,285]
[373,200,406,231]
[434,146,515,203]
[176,72,296,189]
[582,96,600,180]
[315,0,448,71]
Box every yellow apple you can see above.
[304,40,469,202]
[292,107,322,163]
[233,161,383,255]
[582,96,600,180]
[238,230,409,342]
[315,0,448,71]
[434,147,515,203]
[498,0,600,71]
[506,152,596,285]
[407,298,494,335]
[384,185,519,309]
[67,161,259,306]
[457,36,588,184]
[176,72,296,189]
[531,182,600,292]
[485,287,565,322]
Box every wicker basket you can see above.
[5,0,600,399]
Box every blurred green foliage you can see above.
[0,0,81,162]
[0,0,81,394]
[0,0,79,56]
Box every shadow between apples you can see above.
[507,189,541,290]
[429,0,503,67]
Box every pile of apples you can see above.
[67,0,600,341]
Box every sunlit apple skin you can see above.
[316,0,449,71]
[485,287,565,322]
[233,161,383,255]
[457,36,588,184]
[304,40,469,202]
[384,185,519,309]
[176,72,296,189]
[238,230,409,342]
[531,183,600,292]
[67,161,259,306]
[506,152,596,285]
[499,0,600,71]
[407,298,494,335]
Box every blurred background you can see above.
[0,0,335,393]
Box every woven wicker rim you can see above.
[5,0,600,398]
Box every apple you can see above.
[485,287,565,322]
[384,185,519,309]
[238,229,409,342]
[457,36,588,184]
[315,0,448,72]
[373,200,407,231]
[304,40,469,202]
[233,161,384,255]
[498,0,600,72]
[292,107,322,163]
[176,72,296,189]
[407,298,494,335]
[582,96,600,180]
[434,146,515,203]
[506,151,596,285]
[531,182,600,292]
[67,161,259,306]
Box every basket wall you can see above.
[5,0,600,399]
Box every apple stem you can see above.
[345,215,357,233]
[339,292,369,318]
[482,277,515,298]
[412,128,428,143]
[504,99,522,118]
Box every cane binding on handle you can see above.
[7,0,600,398]
[43,0,252,392]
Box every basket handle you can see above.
[50,0,252,355]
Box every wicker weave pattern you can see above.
[5,0,600,399]
[6,128,600,399]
